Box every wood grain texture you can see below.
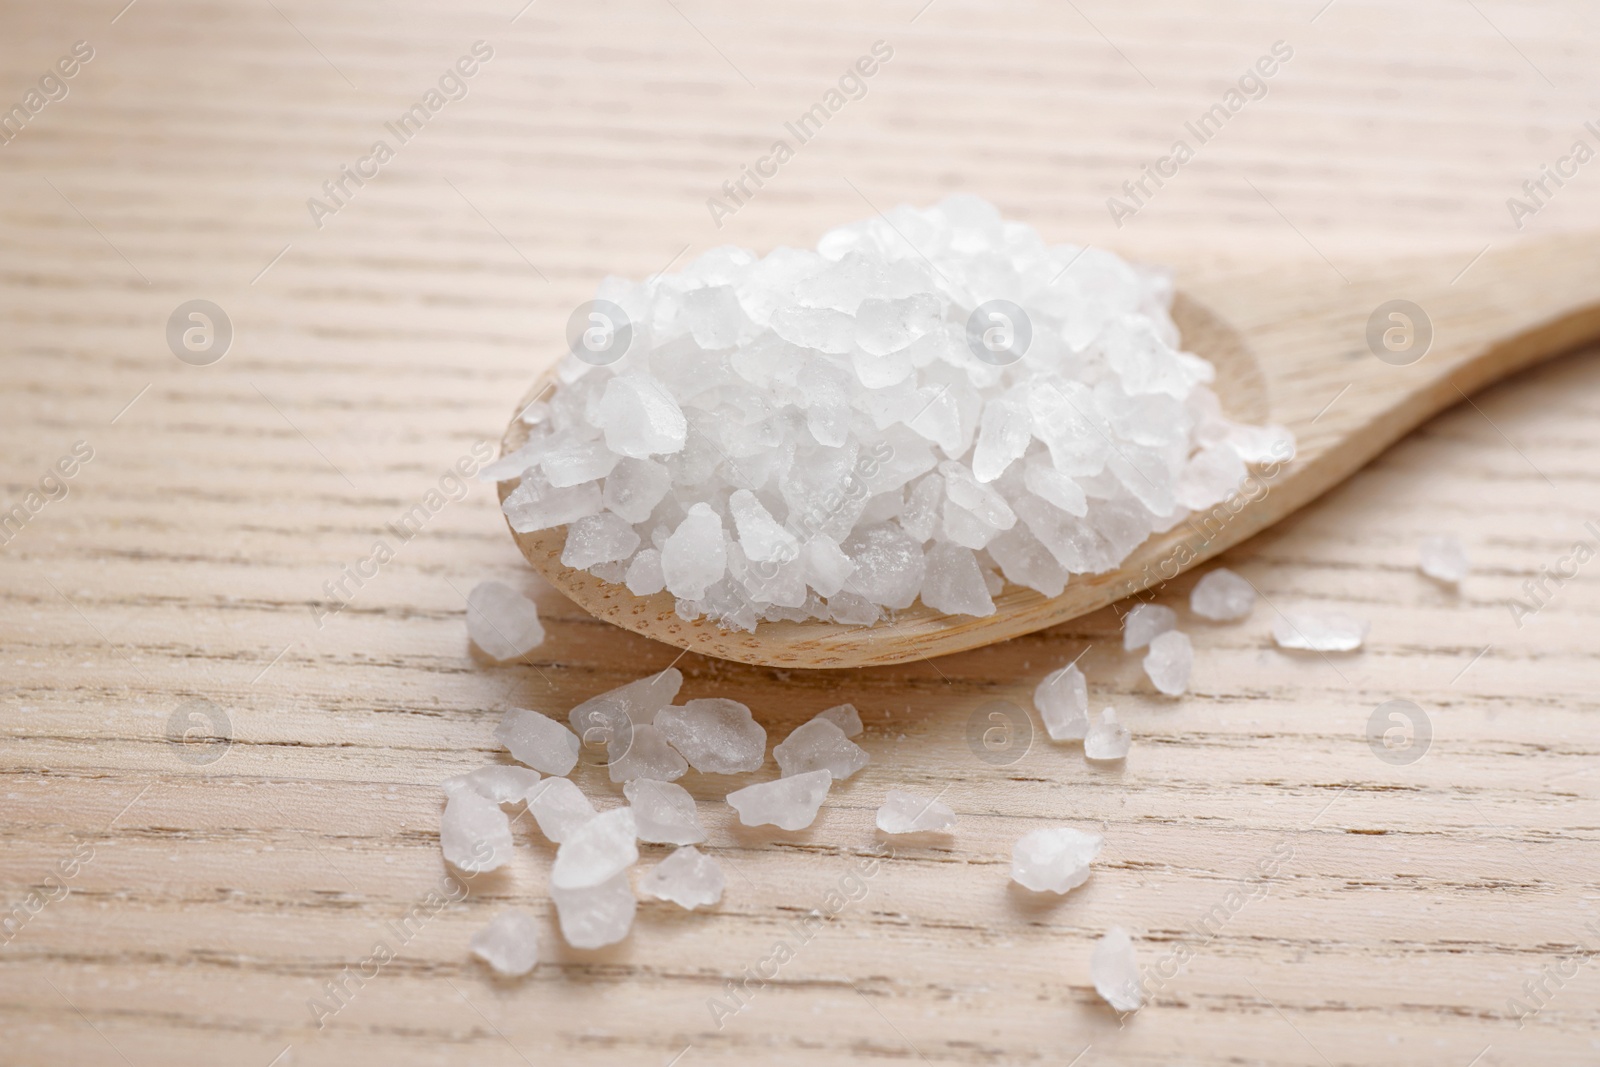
[2,1,1598,1065]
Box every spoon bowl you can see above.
[500,236,1600,667]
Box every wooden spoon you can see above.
[500,235,1600,668]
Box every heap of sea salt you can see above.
[727,770,833,830]
[876,789,957,834]
[494,196,1291,630]
[1011,826,1103,893]
[1272,611,1368,652]
[465,581,545,660]
[470,909,540,977]
[641,845,725,909]
[1091,927,1144,1012]
[1419,535,1468,584]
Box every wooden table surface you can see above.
[3,1,1598,1064]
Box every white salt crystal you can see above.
[594,374,687,458]
[1419,535,1469,584]
[1010,826,1103,893]
[623,779,707,844]
[1122,603,1176,650]
[815,703,863,737]
[875,789,956,834]
[607,723,688,783]
[550,807,638,890]
[841,525,925,610]
[1091,927,1144,1012]
[501,470,603,533]
[920,543,997,616]
[661,504,728,600]
[524,777,597,843]
[466,581,545,661]
[800,536,856,598]
[655,698,767,774]
[541,435,620,488]
[1033,662,1090,741]
[552,872,635,949]
[1190,568,1255,621]
[440,790,513,873]
[561,512,641,570]
[624,549,667,596]
[987,525,1068,598]
[442,765,542,805]
[1083,708,1131,761]
[470,909,540,977]
[569,669,684,745]
[640,845,725,909]
[1272,611,1368,652]
[1142,630,1192,696]
[773,718,870,780]
[726,770,832,830]
[729,489,800,563]
[495,708,580,777]
[603,458,672,523]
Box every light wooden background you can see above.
[3,1,1598,1065]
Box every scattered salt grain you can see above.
[816,703,864,737]
[641,845,724,909]
[1083,709,1132,762]
[1142,630,1192,696]
[623,779,707,845]
[1272,611,1368,652]
[1033,662,1090,741]
[607,723,689,783]
[655,698,767,774]
[500,197,1291,630]
[550,807,639,890]
[1011,826,1103,894]
[1091,926,1144,1012]
[442,765,541,805]
[726,770,832,830]
[569,668,683,745]
[1419,535,1469,584]
[875,789,957,834]
[1122,603,1176,650]
[524,777,597,843]
[773,718,870,780]
[1189,568,1254,621]
[440,790,513,873]
[495,707,581,777]
[465,581,544,661]
[470,909,540,977]
[552,872,636,949]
